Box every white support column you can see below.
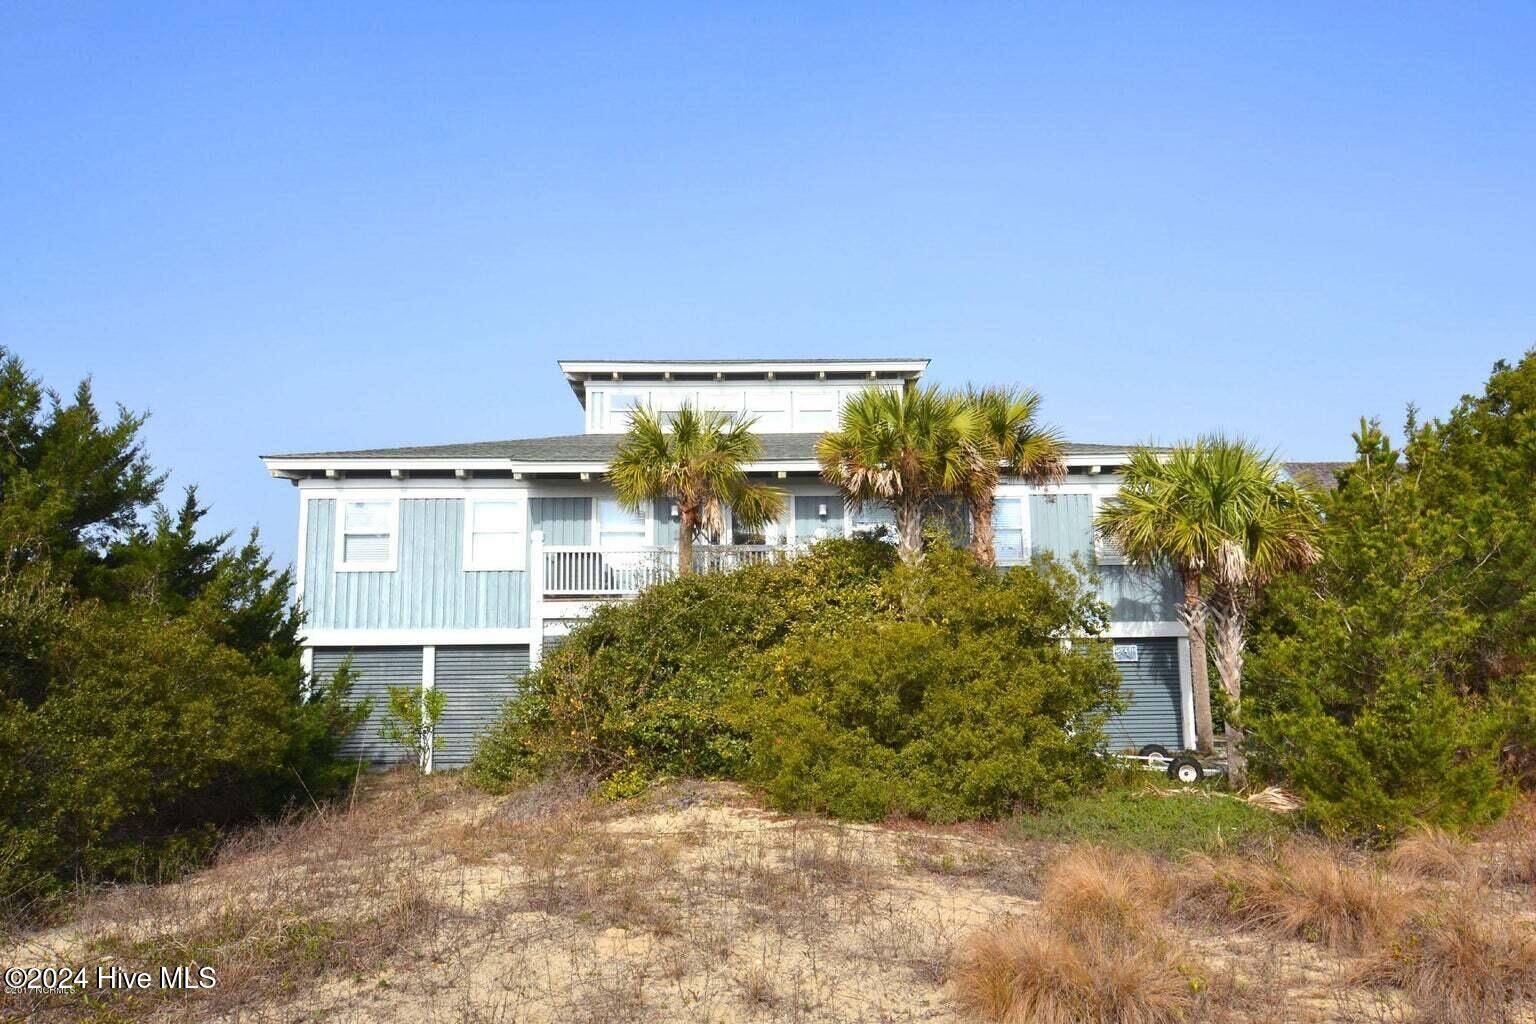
[299,647,314,700]
[422,645,436,774]
[1177,636,1195,752]
[529,529,546,670]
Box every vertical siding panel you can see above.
[1029,494,1094,566]
[315,494,528,631]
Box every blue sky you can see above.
[4,3,1533,570]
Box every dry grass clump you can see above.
[953,919,1201,1024]
[951,847,1209,1024]
[1039,847,1176,934]
[1484,801,1536,887]
[1386,826,1471,883]
[1181,842,1414,954]
[1354,900,1536,1023]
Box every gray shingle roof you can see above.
[266,434,1148,462]
[1283,461,1350,490]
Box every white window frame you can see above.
[744,390,790,432]
[334,495,400,572]
[462,496,528,572]
[1091,490,1127,565]
[608,390,650,429]
[792,388,838,432]
[595,497,650,548]
[991,495,1030,566]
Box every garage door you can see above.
[1102,637,1184,752]
[432,645,530,769]
[311,646,424,767]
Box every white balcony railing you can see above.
[542,544,804,597]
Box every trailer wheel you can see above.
[1138,744,1172,769]
[1168,756,1204,784]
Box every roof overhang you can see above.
[261,449,1137,480]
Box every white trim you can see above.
[302,628,536,647]
[421,645,436,775]
[299,646,314,700]
[295,494,312,609]
[1104,620,1186,638]
[529,531,546,669]
[298,480,534,497]
[559,359,929,377]
[462,495,529,572]
[265,453,1140,477]
[334,494,400,572]
[1176,636,1196,751]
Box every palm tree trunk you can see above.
[1209,587,1248,789]
[677,505,696,577]
[896,498,924,565]
[968,495,996,567]
[1178,572,1215,754]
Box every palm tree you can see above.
[608,403,785,576]
[1095,438,1320,782]
[1205,452,1321,788]
[815,385,980,565]
[960,385,1067,566]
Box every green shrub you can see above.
[0,605,366,904]
[472,538,1121,823]
[735,547,1120,821]
[1246,354,1536,839]
[469,538,894,791]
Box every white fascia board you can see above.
[302,628,536,647]
[558,359,929,377]
[269,457,828,477]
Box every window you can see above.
[609,391,648,427]
[794,389,838,431]
[852,500,897,542]
[992,497,1026,565]
[1092,492,1127,564]
[597,498,647,548]
[700,388,744,415]
[464,498,526,571]
[337,498,397,571]
[731,498,787,546]
[745,390,790,432]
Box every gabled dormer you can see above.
[558,358,929,434]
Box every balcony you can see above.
[541,544,800,597]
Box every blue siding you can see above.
[304,499,529,630]
[532,497,591,546]
[1097,565,1183,622]
[312,646,422,765]
[1102,638,1184,751]
[1029,493,1094,566]
[653,498,680,548]
[795,495,841,542]
[433,645,530,769]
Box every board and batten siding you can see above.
[652,499,680,548]
[794,495,840,542]
[304,498,529,630]
[1028,493,1095,565]
[312,646,423,765]
[433,645,530,769]
[1102,637,1183,751]
[1097,565,1182,622]
[531,497,591,546]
